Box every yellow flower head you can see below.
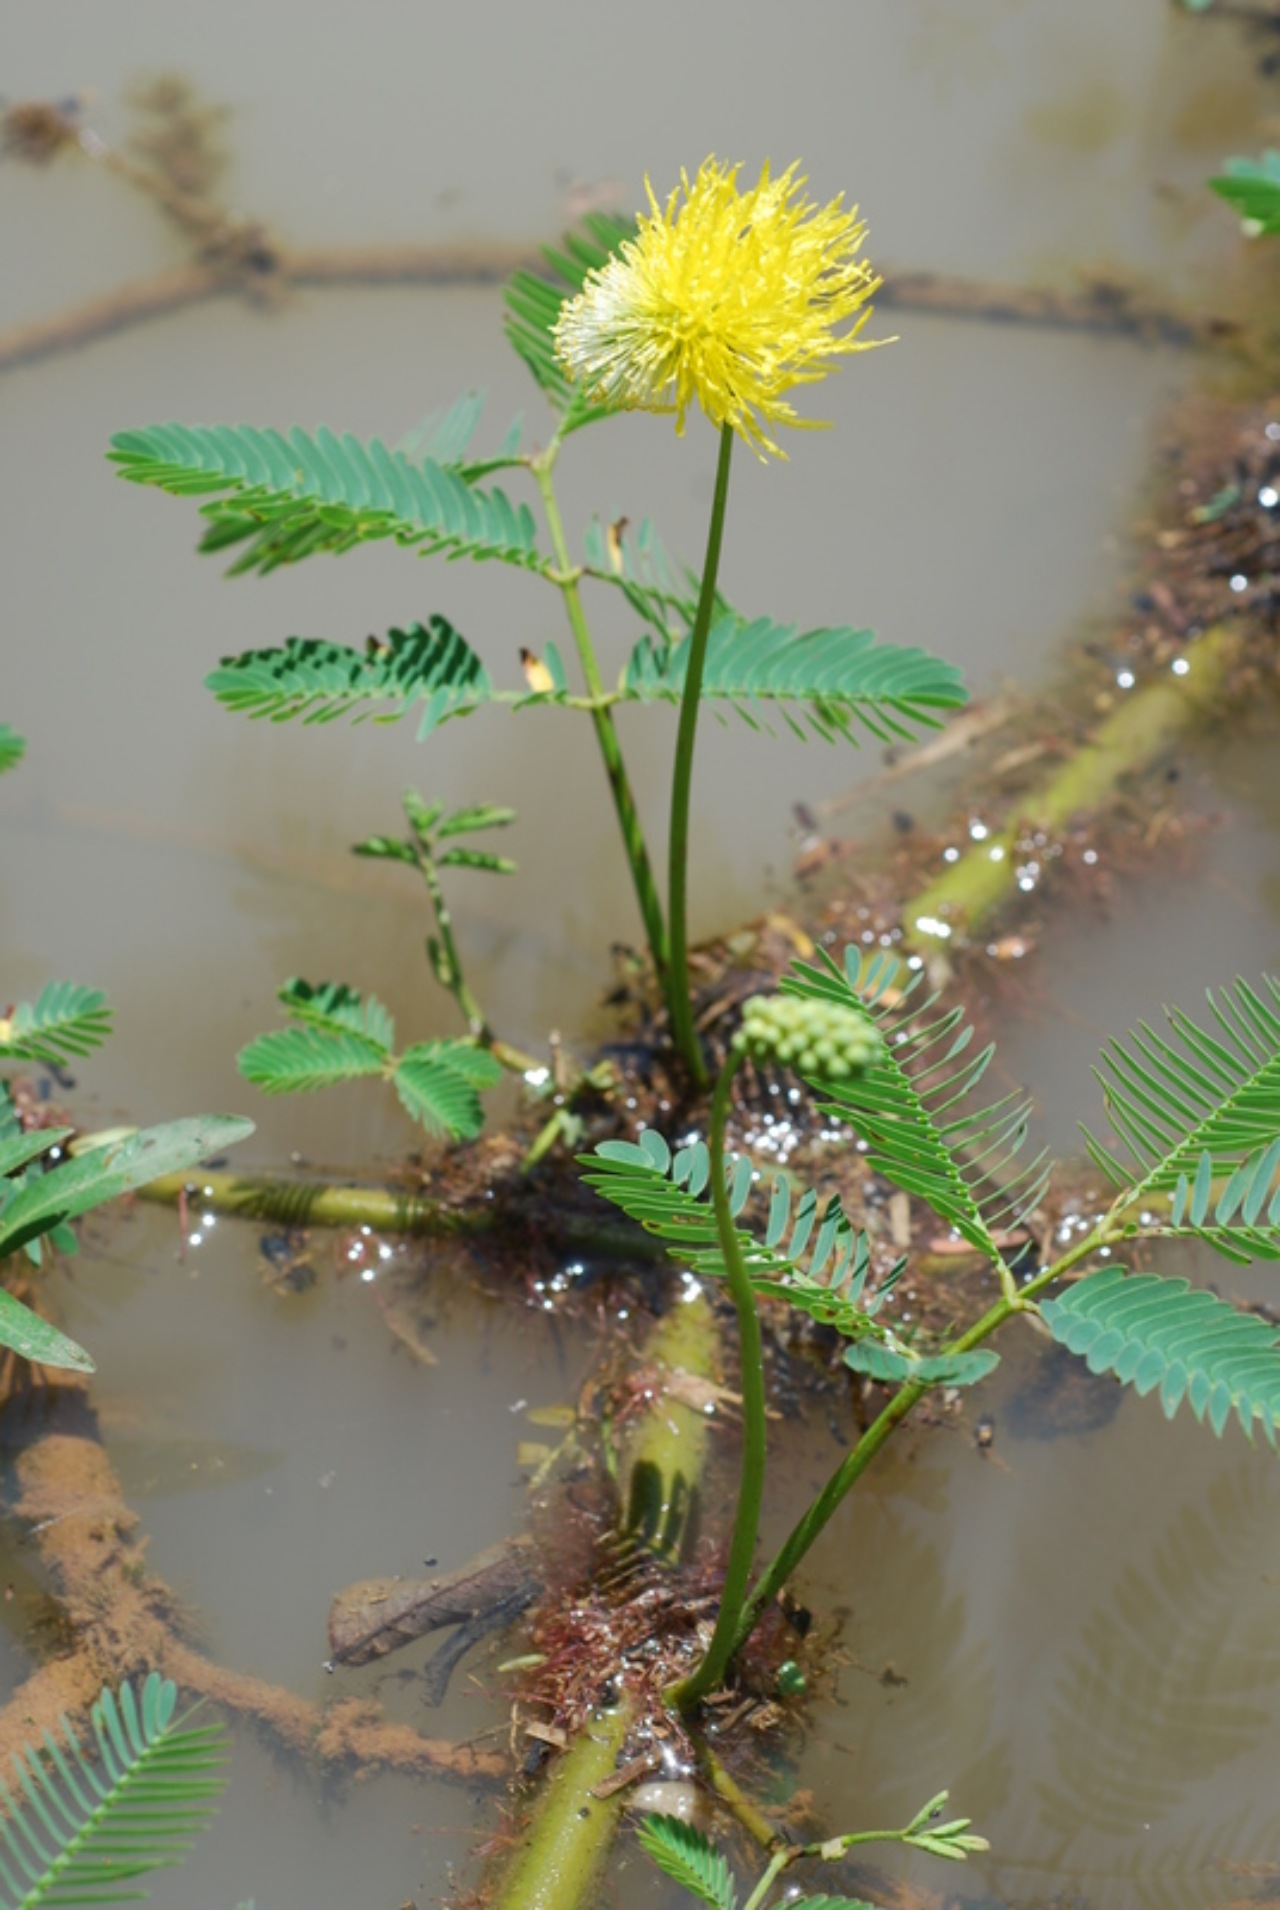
[553,157,887,459]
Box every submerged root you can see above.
[0,1360,504,1781]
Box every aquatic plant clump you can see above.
[553,157,887,459]
[732,991,883,1078]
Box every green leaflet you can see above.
[782,948,1050,1274]
[0,1673,226,1908]
[1209,152,1280,234]
[393,1042,503,1141]
[845,1342,999,1388]
[1039,1268,1280,1442]
[107,422,546,577]
[239,1025,390,1094]
[503,212,635,430]
[622,613,967,744]
[634,1816,737,1910]
[1081,976,1280,1217]
[0,726,25,776]
[206,619,495,737]
[0,984,113,1066]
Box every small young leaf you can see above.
[277,978,395,1052]
[634,1815,738,1910]
[0,983,113,1065]
[0,725,26,775]
[435,847,518,875]
[352,834,418,866]
[403,790,447,837]
[436,803,518,838]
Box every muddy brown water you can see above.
[4,2,1280,1905]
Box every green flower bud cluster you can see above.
[733,993,883,1079]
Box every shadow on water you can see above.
[5,1,1280,1904]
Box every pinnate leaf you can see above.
[0,983,112,1065]
[239,1026,389,1094]
[1039,1267,1280,1441]
[634,1815,737,1910]
[393,1041,503,1141]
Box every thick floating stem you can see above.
[903,621,1242,951]
[487,1290,720,1910]
[138,1166,662,1258]
[486,1695,636,1910]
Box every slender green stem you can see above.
[729,1222,1120,1655]
[666,423,735,1087]
[741,1850,791,1910]
[414,839,489,1038]
[670,1048,769,1711]
[532,451,668,984]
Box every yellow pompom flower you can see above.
[553,157,887,459]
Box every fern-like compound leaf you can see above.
[622,614,967,744]
[206,618,494,737]
[108,422,546,576]
[634,1815,738,1910]
[781,948,1050,1280]
[276,978,396,1053]
[0,727,25,776]
[0,985,113,1066]
[1039,1267,1280,1442]
[0,1672,226,1908]
[579,1134,895,1343]
[392,1041,503,1141]
[1082,978,1280,1242]
[503,213,634,427]
[238,1026,389,1095]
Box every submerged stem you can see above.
[671,1049,768,1711]
[532,451,669,985]
[666,423,735,1088]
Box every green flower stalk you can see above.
[555,156,891,1081]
